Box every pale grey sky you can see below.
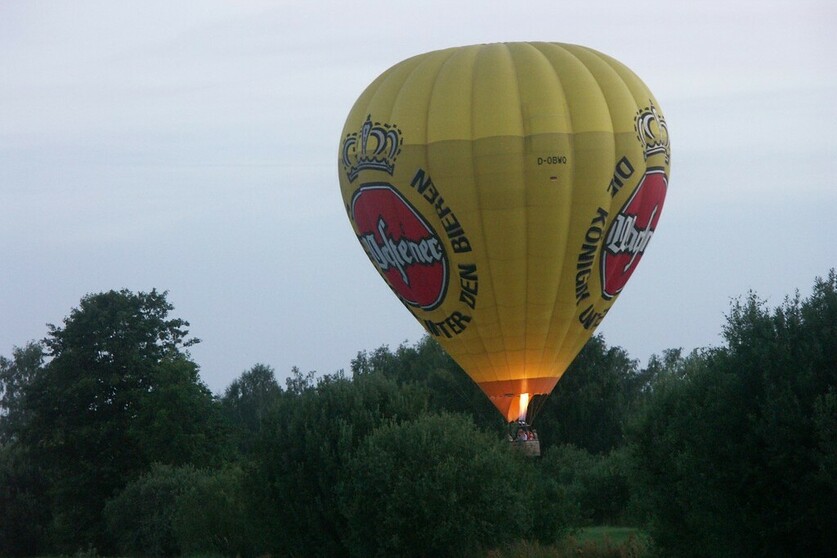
[1,0,835,393]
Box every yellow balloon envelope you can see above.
[338,42,670,422]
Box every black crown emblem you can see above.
[342,116,402,182]
[635,102,670,164]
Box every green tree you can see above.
[255,369,430,557]
[173,464,262,557]
[0,342,45,444]
[536,335,640,453]
[628,271,837,557]
[104,464,199,557]
[352,337,499,425]
[0,342,50,556]
[539,444,632,526]
[105,462,267,558]
[338,412,540,557]
[221,363,281,454]
[0,443,49,557]
[17,289,224,553]
[813,388,837,492]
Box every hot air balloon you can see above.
[338,42,670,430]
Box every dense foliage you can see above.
[628,271,837,557]
[339,413,537,557]
[536,336,640,454]
[1,290,224,554]
[0,272,834,556]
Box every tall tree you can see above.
[351,337,501,426]
[339,412,544,557]
[221,363,281,454]
[0,343,49,556]
[536,334,640,453]
[18,289,223,553]
[0,342,45,444]
[255,370,430,557]
[629,271,837,557]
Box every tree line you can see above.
[0,271,835,557]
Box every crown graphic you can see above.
[342,116,402,182]
[635,102,670,164]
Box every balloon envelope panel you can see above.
[338,42,670,421]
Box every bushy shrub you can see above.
[539,445,631,526]
[104,464,199,556]
[628,272,837,556]
[105,463,262,558]
[255,371,430,556]
[338,412,553,557]
[173,464,259,557]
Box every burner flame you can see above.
[518,393,530,422]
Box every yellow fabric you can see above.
[338,43,671,422]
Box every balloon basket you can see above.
[508,422,541,457]
[511,438,541,457]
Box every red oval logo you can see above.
[601,169,667,299]
[350,184,448,310]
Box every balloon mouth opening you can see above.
[518,393,530,422]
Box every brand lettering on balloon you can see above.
[410,169,472,254]
[423,310,472,338]
[607,156,635,198]
[408,168,480,338]
[351,184,448,310]
[579,304,610,330]
[341,112,480,338]
[360,218,445,285]
[457,263,478,310]
[601,168,667,300]
[575,207,609,305]
[342,116,403,182]
[605,213,655,263]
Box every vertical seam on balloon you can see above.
[535,42,582,389]
[503,42,528,397]
[530,42,575,394]
[505,42,529,393]
[471,45,509,393]
[560,47,602,374]
[552,43,614,384]
[556,44,580,390]
[521,43,552,396]
[433,46,498,391]
[382,52,447,354]
[479,45,507,391]
[561,45,621,368]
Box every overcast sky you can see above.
[2,0,835,394]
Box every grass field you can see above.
[39,527,652,558]
[573,526,649,546]
[489,527,652,558]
